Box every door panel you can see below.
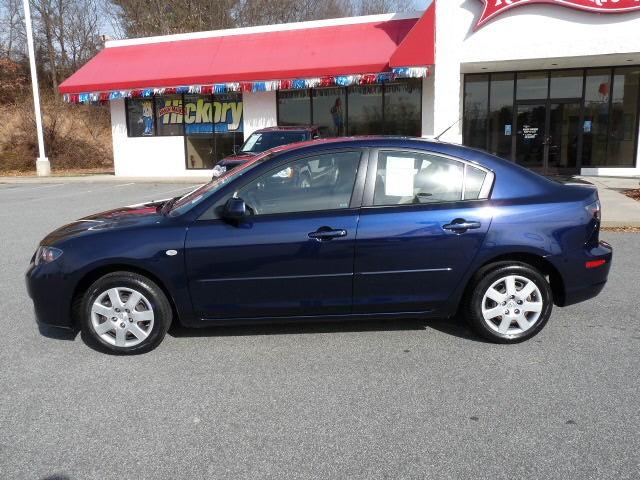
[354,149,492,314]
[353,204,491,313]
[186,211,358,319]
[185,149,365,320]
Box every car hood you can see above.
[41,200,167,245]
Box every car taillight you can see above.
[585,200,601,221]
[586,259,606,269]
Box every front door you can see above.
[515,102,546,171]
[515,100,581,175]
[353,149,492,314]
[185,150,365,320]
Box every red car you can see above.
[212,126,320,178]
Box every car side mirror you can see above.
[223,197,247,220]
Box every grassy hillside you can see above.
[0,96,113,175]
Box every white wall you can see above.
[242,91,278,139]
[433,1,640,174]
[111,91,279,177]
[111,99,206,177]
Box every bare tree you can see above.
[106,0,417,39]
[0,0,26,59]
[349,0,416,16]
[28,0,102,97]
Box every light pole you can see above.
[22,0,50,176]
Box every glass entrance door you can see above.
[515,103,546,170]
[515,101,581,174]
[547,101,581,174]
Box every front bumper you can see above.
[26,262,76,330]
[557,240,613,307]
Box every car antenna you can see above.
[434,117,461,141]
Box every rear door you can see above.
[353,149,494,313]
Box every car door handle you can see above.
[442,220,481,233]
[308,227,347,241]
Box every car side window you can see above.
[372,151,488,206]
[235,151,361,215]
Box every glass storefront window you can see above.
[155,95,183,136]
[516,71,548,100]
[384,80,422,136]
[184,93,244,169]
[582,69,611,167]
[550,70,583,99]
[463,74,489,150]
[347,85,383,135]
[464,67,640,169]
[278,90,312,126]
[607,67,639,167]
[488,73,514,159]
[277,80,421,137]
[184,94,215,169]
[312,88,346,137]
[126,98,155,137]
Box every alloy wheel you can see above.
[90,287,155,347]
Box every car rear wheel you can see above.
[80,272,172,354]
[464,262,553,343]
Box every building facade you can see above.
[60,1,640,177]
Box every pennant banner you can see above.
[476,0,640,29]
[62,67,431,104]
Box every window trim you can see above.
[362,148,494,208]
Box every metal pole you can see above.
[22,0,50,176]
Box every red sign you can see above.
[476,0,640,29]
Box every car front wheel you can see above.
[464,262,553,343]
[80,272,172,354]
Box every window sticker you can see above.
[385,156,415,197]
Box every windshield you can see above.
[167,154,271,216]
[240,131,308,153]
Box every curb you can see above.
[0,175,211,184]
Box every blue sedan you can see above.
[26,138,612,353]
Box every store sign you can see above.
[158,98,243,133]
[476,0,640,29]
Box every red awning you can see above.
[390,5,435,68]
[59,9,435,94]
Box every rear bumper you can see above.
[556,240,613,307]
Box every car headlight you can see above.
[212,165,227,177]
[35,246,63,265]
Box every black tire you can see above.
[463,262,553,343]
[79,271,172,354]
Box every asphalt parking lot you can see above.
[0,181,638,480]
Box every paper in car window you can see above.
[385,156,415,197]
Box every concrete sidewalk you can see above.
[579,176,640,227]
